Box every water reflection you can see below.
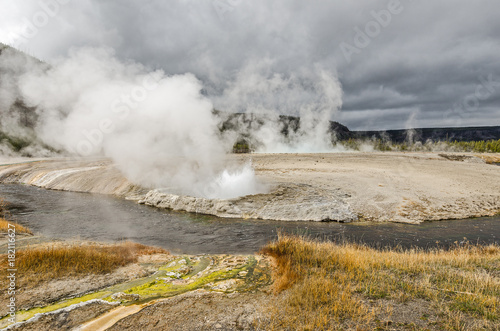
[1,184,498,254]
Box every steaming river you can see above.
[1,184,499,254]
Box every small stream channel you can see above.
[1,184,499,254]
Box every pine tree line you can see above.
[337,138,500,153]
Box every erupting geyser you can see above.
[5,47,265,199]
[204,163,265,199]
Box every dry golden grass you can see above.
[0,197,7,216]
[260,234,500,330]
[476,153,500,164]
[0,218,32,234]
[0,200,32,234]
[0,242,168,285]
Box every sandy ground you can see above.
[0,152,499,223]
[244,152,500,223]
[8,301,116,331]
[106,290,268,331]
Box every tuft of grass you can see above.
[0,242,168,285]
[0,218,32,234]
[0,198,32,234]
[0,198,6,217]
[260,234,500,330]
[476,154,500,164]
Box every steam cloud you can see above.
[0,47,266,198]
[0,44,53,157]
[0,46,345,198]
[214,59,344,153]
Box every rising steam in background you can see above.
[213,59,344,153]
[0,44,55,158]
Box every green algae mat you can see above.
[0,254,271,329]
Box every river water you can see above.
[1,184,499,254]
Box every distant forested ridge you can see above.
[352,126,500,143]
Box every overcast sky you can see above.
[1,0,499,130]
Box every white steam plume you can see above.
[213,59,343,153]
[15,47,265,198]
[0,44,56,157]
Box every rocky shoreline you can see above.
[139,183,357,222]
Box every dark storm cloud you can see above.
[1,0,499,130]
